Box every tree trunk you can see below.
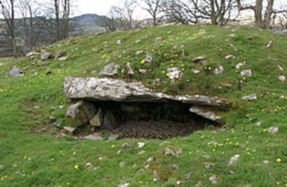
[264,0,275,28]
[254,0,264,28]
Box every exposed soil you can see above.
[109,120,214,139]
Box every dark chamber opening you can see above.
[90,101,219,139]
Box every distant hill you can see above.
[71,14,109,35]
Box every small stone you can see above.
[164,146,182,157]
[138,150,145,155]
[117,183,129,187]
[41,52,53,61]
[108,134,120,141]
[166,67,182,80]
[26,51,39,59]
[99,63,120,76]
[119,161,125,168]
[146,157,154,163]
[136,50,143,55]
[277,65,284,71]
[279,75,286,82]
[122,143,131,149]
[83,133,103,141]
[138,69,147,74]
[192,69,200,74]
[126,63,134,75]
[9,66,24,77]
[209,175,217,185]
[116,39,122,45]
[192,56,207,63]
[184,172,192,180]
[137,142,145,149]
[58,56,68,61]
[214,65,224,75]
[85,162,93,168]
[255,121,262,126]
[235,61,246,70]
[242,94,257,101]
[63,126,75,133]
[267,127,279,134]
[203,162,215,169]
[225,54,235,60]
[228,154,240,166]
[240,69,252,77]
[144,54,153,63]
[266,40,273,48]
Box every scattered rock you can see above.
[266,40,273,48]
[9,66,24,77]
[240,69,252,77]
[90,108,103,127]
[83,133,104,141]
[41,52,53,61]
[26,51,39,59]
[203,162,215,169]
[277,65,284,71]
[137,142,145,149]
[122,143,131,149]
[192,69,201,74]
[255,121,262,126]
[267,127,279,134]
[214,66,224,75]
[85,162,93,169]
[51,105,64,111]
[55,51,67,58]
[117,183,129,187]
[228,154,240,166]
[144,54,153,63]
[235,62,246,70]
[209,175,218,185]
[63,126,75,134]
[184,172,192,180]
[138,69,147,74]
[99,63,120,76]
[58,56,68,61]
[192,56,207,64]
[116,39,122,45]
[136,50,143,55]
[278,75,286,82]
[164,146,182,157]
[166,67,182,81]
[108,134,120,141]
[126,63,134,75]
[225,54,235,60]
[242,94,257,101]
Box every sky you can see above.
[74,0,121,16]
[73,0,287,17]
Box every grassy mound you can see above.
[0,25,286,186]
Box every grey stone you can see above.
[225,54,235,60]
[66,101,97,126]
[64,77,230,108]
[266,40,273,48]
[26,51,39,59]
[166,67,182,80]
[214,66,224,75]
[242,94,257,101]
[102,110,119,130]
[83,133,104,141]
[99,63,120,76]
[279,75,286,82]
[240,69,252,77]
[192,56,207,63]
[9,66,24,77]
[63,126,76,134]
[144,54,153,63]
[41,52,53,61]
[90,108,103,127]
[164,146,182,157]
[190,107,223,124]
[139,69,147,74]
[267,127,279,134]
[126,62,134,75]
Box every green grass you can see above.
[0,25,287,186]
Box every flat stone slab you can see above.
[64,77,230,108]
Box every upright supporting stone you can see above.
[90,108,103,127]
[66,100,97,126]
[102,110,119,130]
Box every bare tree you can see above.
[0,0,16,55]
[142,0,162,26]
[190,0,235,25]
[161,0,199,24]
[236,0,275,28]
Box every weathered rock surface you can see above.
[9,66,24,77]
[64,77,231,108]
[189,107,223,124]
[99,63,120,76]
[90,108,103,127]
[41,52,53,61]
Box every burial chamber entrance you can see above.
[64,77,231,139]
